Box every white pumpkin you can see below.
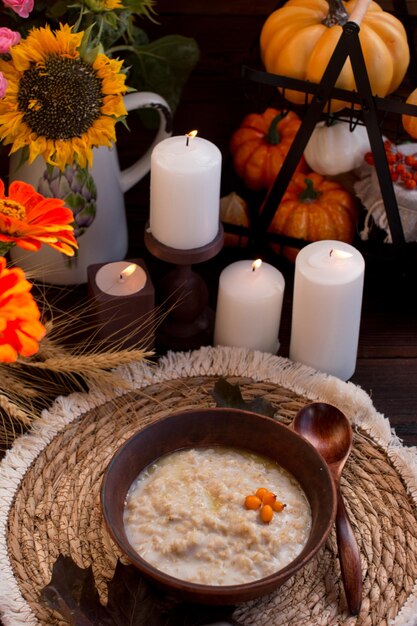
[304,121,371,176]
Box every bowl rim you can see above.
[101,407,337,600]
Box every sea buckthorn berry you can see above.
[255,487,268,500]
[401,170,412,179]
[405,178,417,190]
[272,500,286,513]
[260,504,274,523]
[261,491,277,506]
[244,495,262,510]
[405,155,417,168]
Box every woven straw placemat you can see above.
[1,346,417,626]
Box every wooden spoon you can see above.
[293,402,362,615]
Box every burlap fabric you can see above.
[1,347,417,626]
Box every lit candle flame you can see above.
[119,263,137,282]
[186,129,198,146]
[329,249,353,259]
[252,259,262,272]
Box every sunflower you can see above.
[0,23,128,170]
[0,256,46,362]
[0,178,78,256]
[85,0,123,10]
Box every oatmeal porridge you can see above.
[123,446,311,586]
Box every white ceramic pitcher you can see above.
[9,92,172,285]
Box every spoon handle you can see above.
[335,487,363,615]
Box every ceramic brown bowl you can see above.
[101,407,336,605]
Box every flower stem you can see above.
[0,243,14,257]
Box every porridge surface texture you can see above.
[124,446,312,585]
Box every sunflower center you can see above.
[0,199,26,222]
[18,56,103,140]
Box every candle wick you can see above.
[119,273,125,282]
[329,249,333,257]
[186,135,190,147]
[252,266,256,272]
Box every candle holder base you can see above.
[144,223,224,352]
[156,308,215,352]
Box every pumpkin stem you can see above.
[300,178,322,202]
[267,114,283,145]
[322,0,349,27]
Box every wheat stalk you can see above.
[0,279,185,450]
[27,348,153,372]
[0,368,39,398]
[0,394,33,426]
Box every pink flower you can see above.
[0,72,7,98]
[0,27,21,53]
[2,0,34,18]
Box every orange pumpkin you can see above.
[402,87,417,138]
[260,0,410,112]
[230,108,307,191]
[268,171,358,261]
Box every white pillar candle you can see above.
[214,259,285,354]
[289,240,365,381]
[149,133,222,249]
[95,261,147,296]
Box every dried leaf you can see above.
[40,555,240,625]
[40,555,108,625]
[212,378,276,418]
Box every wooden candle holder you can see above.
[87,258,155,351]
[144,222,224,351]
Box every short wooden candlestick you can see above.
[87,258,155,351]
[144,222,224,351]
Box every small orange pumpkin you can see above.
[402,88,417,139]
[268,171,358,261]
[230,108,307,191]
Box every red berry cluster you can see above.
[364,140,417,190]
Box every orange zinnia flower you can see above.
[0,178,78,256]
[0,257,46,362]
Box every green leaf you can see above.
[127,24,149,48]
[128,34,200,113]
[102,11,119,29]
[212,378,276,417]
[46,0,71,20]
[40,555,240,625]
[79,24,96,59]
[124,0,158,21]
